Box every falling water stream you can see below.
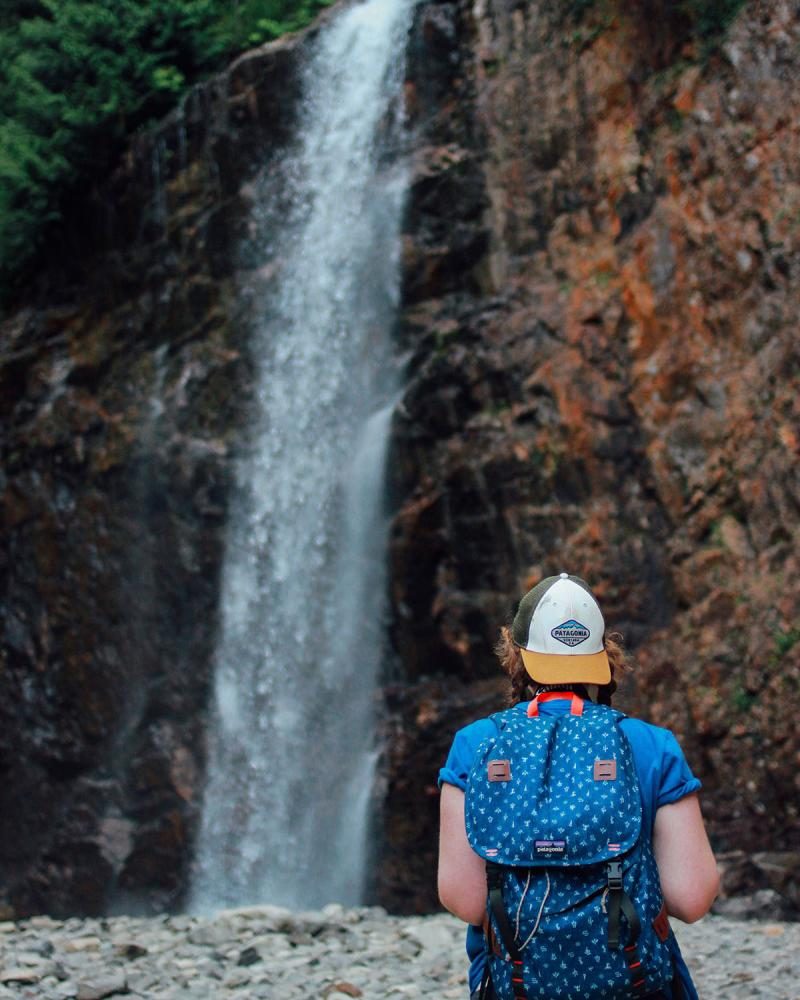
[190,0,415,911]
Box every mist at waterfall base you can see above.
[189,0,415,913]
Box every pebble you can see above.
[0,903,796,999]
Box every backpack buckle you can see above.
[607,861,623,890]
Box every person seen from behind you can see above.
[438,573,719,999]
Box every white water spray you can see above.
[190,0,415,911]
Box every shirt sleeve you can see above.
[655,728,702,808]
[438,718,496,790]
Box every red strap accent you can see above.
[511,958,527,1000]
[527,691,585,717]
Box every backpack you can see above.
[464,691,676,1000]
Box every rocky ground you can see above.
[0,904,796,1000]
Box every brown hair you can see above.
[495,626,630,706]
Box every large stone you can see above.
[76,972,127,1000]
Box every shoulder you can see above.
[449,713,504,759]
[620,715,702,808]
[620,716,688,761]
[620,715,677,749]
[457,703,528,747]
[438,705,526,790]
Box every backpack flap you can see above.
[465,702,641,868]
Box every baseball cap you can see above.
[511,573,611,684]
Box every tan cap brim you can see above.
[520,647,611,685]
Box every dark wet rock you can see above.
[0,26,315,918]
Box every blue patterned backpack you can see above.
[464,692,676,1000]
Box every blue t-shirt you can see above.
[439,698,702,997]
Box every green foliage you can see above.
[152,66,188,94]
[680,0,746,48]
[0,0,333,303]
[731,684,755,713]
[565,0,746,52]
[564,0,598,20]
[771,627,800,662]
[213,0,333,48]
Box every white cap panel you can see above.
[524,577,605,656]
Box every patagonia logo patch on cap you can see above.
[534,839,566,858]
[550,619,590,647]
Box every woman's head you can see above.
[511,573,610,684]
[497,573,628,704]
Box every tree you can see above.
[0,0,333,302]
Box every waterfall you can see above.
[190,0,414,912]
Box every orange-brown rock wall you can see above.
[379,0,799,914]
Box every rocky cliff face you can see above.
[0,0,798,919]
[377,0,800,914]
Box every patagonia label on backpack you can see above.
[534,839,566,858]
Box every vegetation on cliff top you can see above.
[0,0,747,307]
[0,0,332,304]
[569,0,746,40]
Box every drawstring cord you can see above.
[514,871,550,952]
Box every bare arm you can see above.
[653,793,720,923]
[438,783,487,925]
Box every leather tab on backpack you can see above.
[594,759,617,781]
[652,902,670,942]
[488,759,511,782]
